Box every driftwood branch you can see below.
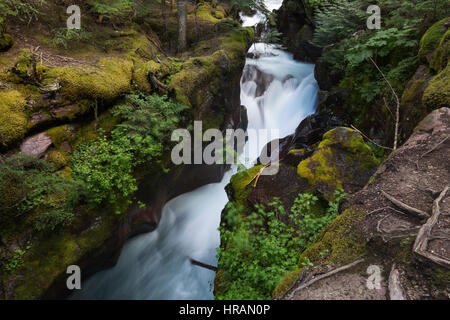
[189,258,217,271]
[413,187,450,269]
[381,190,429,219]
[286,258,365,299]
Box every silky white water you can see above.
[73,2,318,300]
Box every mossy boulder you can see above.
[47,58,133,102]
[430,28,450,72]
[0,90,28,147]
[418,17,450,66]
[422,62,450,110]
[226,165,264,209]
[297,127,379,200]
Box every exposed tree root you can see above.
[286,259,365,299]
[381,190,429,219]
[413,187,449,269]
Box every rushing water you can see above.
[72,1,318,300]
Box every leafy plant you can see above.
[0,154,82,233]
[0,0,46,22]
[52,28,94,49]
[5,243,31,273]
[216,189,347,299]
[72,93,187,210]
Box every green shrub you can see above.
[0,154,82,233]
[216,190,346,299]
[0,0,46,21]
[71,93,187,210]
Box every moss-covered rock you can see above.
[418,17,450,66]
[227,165,264,209]
[0,90,28,147]
[47,58,133,102]
[430,28,450,72]
[422,62,450,110]
[297,127,379,200]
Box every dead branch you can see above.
[369,57,400,150]
[413,187,449,269]
[381,190,429,219]
[286,259,365,299]
[350,125,393,151]
[189,258,217,271]
[245,164,270,188]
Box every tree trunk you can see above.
[162,0,167,38]
[177,0,187,52]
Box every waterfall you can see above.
[72,1,318,300]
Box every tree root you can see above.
[286,258,365,299]
[381,190,429,219]
[413,186,450,269]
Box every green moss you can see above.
[422,63,450,110]
[132,60,169,92]
[6,51,48,84]
[196,3,225,23]
[418,18,450,64]
[401,79,426,105]
[46,150,70,169]
[47,58,133,101]
[430,28,450,72]
[297,127,378,200]
[272,268,303,298]
[46,125,74,148]
[229,165,264,208]
[0,90,28,146]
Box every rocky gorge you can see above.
[0,0,449,300]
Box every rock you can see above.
[247,164,311,223]
[274,0,320,62]
[422,63,450,111]
[297,127,379,200]
[400,65,433,141]
[418,17,450,68]
[280,108,450,300]
[241,64,274,97]
[20,132,53,157]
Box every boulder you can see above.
[297,127,379,200]
[20,132,53,157]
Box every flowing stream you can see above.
[72,1,318,300]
